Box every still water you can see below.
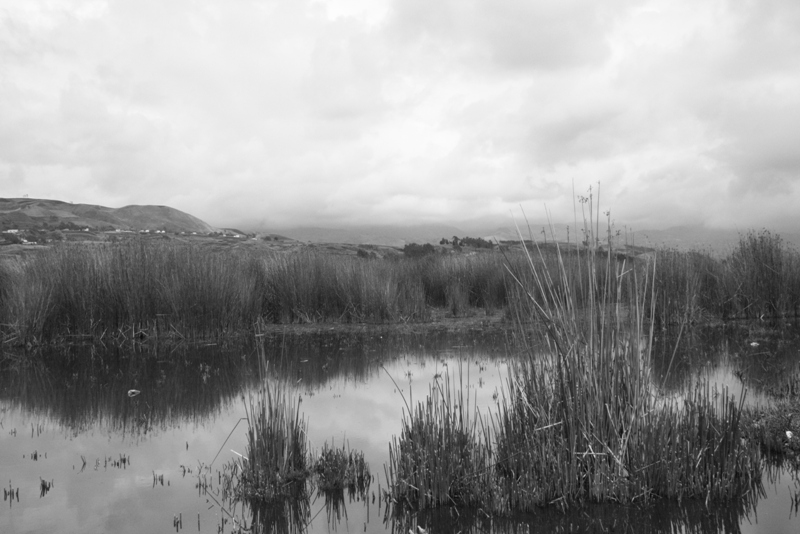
[2,325,800,533]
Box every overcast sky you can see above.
[2,0,799,231]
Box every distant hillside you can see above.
[0,198,217,234]
[629,226,800,253]
[487,224,800,253]
[276,224,467,247]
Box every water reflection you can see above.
[0,328,510,434]
[389,490,766,534]
[651,325,800,405]
[0,344,249,437]
[1,326,800,533]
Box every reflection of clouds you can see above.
[8,326,800,533]
[298,357,508,471]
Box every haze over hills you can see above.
[0,198,217,234]
[277,224,467,247]
[278,222,800,253]
[3,197,800,253]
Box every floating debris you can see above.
[127,389,141,398]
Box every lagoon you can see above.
[2,325,800,533]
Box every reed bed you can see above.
[258,252,428,324]
[495,213,761,510]
[386,201,763,515]
[3,227,800,345]
[648,230,800,325]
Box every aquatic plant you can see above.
[237,377,309,504]
[312,441,370,496]
[385,368,495,512]
[386,189,763,515]
[3,224,800,346]
[493,191,761,510]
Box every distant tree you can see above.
[58,221,80,231]
[1,232,22,245]
[440,238,450,245]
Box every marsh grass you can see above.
[4,226,800,346]
[260,252,429,324]
[649,249,719,326]
[239,378,309,504]
[313,442,371,496]
[492,200,761,510]
[0,242,433,344]
[648,230,800,325]
[223,333,373,532]
[386,192,763,515]
[385,366,497,512]
[727,230,800,320]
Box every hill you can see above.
[276,223,466,247]
[0,198,217,234]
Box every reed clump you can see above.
[386,193,763,516]
[385,370,494,512]
[312,442,370,496]
[237,378,309,504]
[493,203,761,510]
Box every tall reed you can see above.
[386,196,763,516]
[493,197,760,510]
[385,368,493,512]
[4,228,800,345]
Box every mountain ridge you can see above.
[4,197,800,253]
[0,198,217,234]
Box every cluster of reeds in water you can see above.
[385,200,763,515]
[239,377,309,504]
[3,225,800,345]
[222,335,371,532]
[386,368,492,511]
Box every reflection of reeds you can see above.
[386,489,764,534]
[0,343,248,437]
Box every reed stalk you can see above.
[493,191,761,510]
[386,190,763,516]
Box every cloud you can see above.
[387,0,625,72]
[1,0,800,231]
